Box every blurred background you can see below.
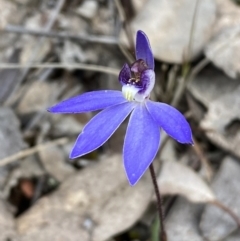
[0,0,240,240]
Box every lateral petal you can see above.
[119,63,131,86]
[48,90,126,113]
[123,104,160,185]
[70,102,135,158]
[146,100,193,144]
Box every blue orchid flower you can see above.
[48,30,193,186]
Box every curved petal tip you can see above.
[146,101,193,145]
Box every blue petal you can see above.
[123,104,160,185]
[138,69,155,94]
[48,90,127,113]
[135,30,154,70]
[119,63,131,86]
[70,102,136,158]
[146,100,193,144]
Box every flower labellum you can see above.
[48,30,193,186]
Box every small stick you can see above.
[0,63,119,76]
[114,0,135,64]
[114,0,135,52]
[212,200,240,228]
[192,137,213,182]
[4,25,118,45]
[5,0,66,106]
[0,138,69,167]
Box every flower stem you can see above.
[149,163,167,241]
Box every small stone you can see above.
[204,0,240,78]
[130,0,216,63]
[132,0,149,13]
[0,108,26,159]
[76,0,98,20]
[0,199,17,240]
[38,146,75,182]
[166,197,204,241]
[50,115,84,136]
[189,66,240,159]
[16,155,153,241]
[225,230,240,241]
[17,82,57,114]
[200,156,240,240]
[0,0,17,29]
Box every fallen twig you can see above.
[192,137,214,182]
[4,25,119,45]
[5,0,66,106]
[0,138,69,167]
[212,199,240,229]
[0,63,119,76]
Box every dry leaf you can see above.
[200,156,240,241]
[50,115,84,136]
[38,146,75,182]
[158,160,216,203]
[20,38,51,64]
[17,155,153,241]
[17,81,57,114]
